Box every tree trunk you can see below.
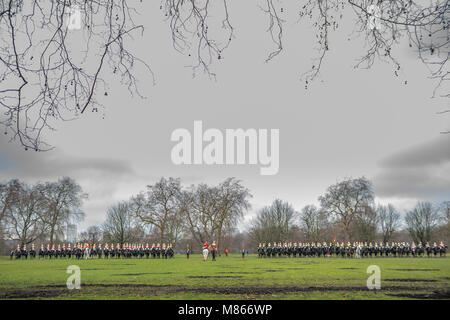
[160,226,165,246]
[49,226,55,246]
[344,221,350,243]
[217,227,222,256]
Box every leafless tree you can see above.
[376,203,401,242]
[102,201,136,244]
[37,177,86,245]
[441,200,450,221]
[3,181,46,245]
[438,200,449,241]
[181,178,251,250]
[181,183,217,247]
[0,179,22,224]
[2,1,447,151]
[258,1,449,128]
[296,1,449,98]
[213,178,251,251]
[260,0,284,62]
[0,0,152,150]
[405,201,440,243]
[131,177,184,245]
[319,176,374,242]
[354,205,378,242]
[249,199,297,244]
[299,204,328,242]
[162,0,234,78]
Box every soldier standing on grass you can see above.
[211,241,217,261]
[202,241,209,261]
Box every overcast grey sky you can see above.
[0,1,448,231]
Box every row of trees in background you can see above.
[1,176,449,252]
[249,177,449,246]
[101,178,252,251]
[0,178,86,246]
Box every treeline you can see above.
[100,177,251,251]
[249,177,449,246]
[1,176,449,254]
[0,177,86,247]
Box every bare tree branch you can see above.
[162,0,234,78]
[0,0,153,150]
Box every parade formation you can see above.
[8,241,448,260]
[257,241,448,258]
[10,243,175,260]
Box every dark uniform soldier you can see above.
[425,242,432,257]
[266,243,271,257]
[432,242,439,257]
[103,243,109,259]
[55,244,61,259]
[211,241,217,261]
[340,242,346,258]
[439,242,447,257]
[167,243,174,258]
[39,244,45,259]
[156,243,161,258]
[61,244,66,258]
[30,244,36,259]
[21,244,28,259]
[97,244,103,259]
[277,242,283,257]
[67,244,73,259]
[90,244,96,259]
[411,242,416,257]
[15,244,22,259]
[76,243,83,260]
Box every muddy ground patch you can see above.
[384,279,438,283]
[1,283,446,299]
[390,269,440,272]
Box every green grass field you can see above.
[0,254,449,300]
